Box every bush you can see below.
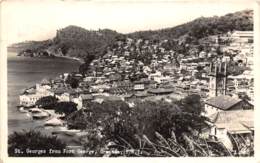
[67,99,211,156]
[35,96,58,109]
[55,101,78,116]
[8,130,72,157]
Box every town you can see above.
[17,30,254,157]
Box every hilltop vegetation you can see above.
[129,10,253,41]
[8,10,253,60]
[8,40,52,53]
[52,26,121,58]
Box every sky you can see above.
[1,0,254,45]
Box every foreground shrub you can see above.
[8,130,73,157]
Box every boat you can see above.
[18,106,28,113]
[44,117,63,126]
[64,129,81,136]
[32,111,50,120]
[29,108,42,113]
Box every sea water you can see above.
[7,52,81,134]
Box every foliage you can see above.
[66,97,217,156]
[8,130,72,157]
[55,101,78,116]
[79,54,96,75]
[10,10,252,62]
[65,75,80,88]
[9,40,53,54]
[53,26,120,57]
[35,96,58,109]
[227,61,249,76]
[129,10,253,41]
[177,94,203,115]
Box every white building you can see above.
[19,93,53,107]
[208,110,253,151]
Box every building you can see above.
[112,81,133,91]
[208,62,227,97]
[204,95,253,116]
[208,110,254,153]
[19,91,54,107]
[79,94,93,108]
[230,31,253,46]
[133,81,145,91]
[147,88,174,95]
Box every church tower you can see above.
[208,61,227,97]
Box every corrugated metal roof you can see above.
[213,110,254,133]
[205,95,242,110]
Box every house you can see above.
[112,81,133,91]
[133,81,145,91]
[208,110,254,152]
[204,95,253,116]
[19,94,42,107]
[133,92,151,99]
[90,85,110,93]
[230,31,253,46]
[36,83,51,94]
[55,92,70,102]
[41,78,51,85]
[71,97,82,110]
[147,88,174,95]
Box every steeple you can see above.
[208,61,227,97]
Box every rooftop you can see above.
[210,110,254,134]
[205,95,242,110]
[148,88,174,94]
[80,94,94,100]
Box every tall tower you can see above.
[208,61,227,97]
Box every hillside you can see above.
[128,10,253,42]
[7,40,52,53]
[52,25,121,58]
[8,9,253,60]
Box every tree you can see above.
[8,130,72,157]
[65,99,232,157]
[65,75,79,88]
[55,102,78,116]
[178,94,203,115]
[79,54,95,76]
[35,96,58,109]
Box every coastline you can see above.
[53,55,85,64]
[14,53,85,64]
[7,53,82,135]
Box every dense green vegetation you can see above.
[129,10,253,41]
[54,101,78,116]
[53,26,121,58]
[35,97,78,116]
[35,96,58,109]
[65,96,235,156]
[8,130,72,157]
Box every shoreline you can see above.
[53,55,85,64]
[11,51,85,64]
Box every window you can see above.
[248,39,253,43]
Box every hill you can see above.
[8,9,253,59]
[7,40,52,53]
[128,10,253,42]
[52,25,122,58]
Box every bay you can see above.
[7,52,81,134]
